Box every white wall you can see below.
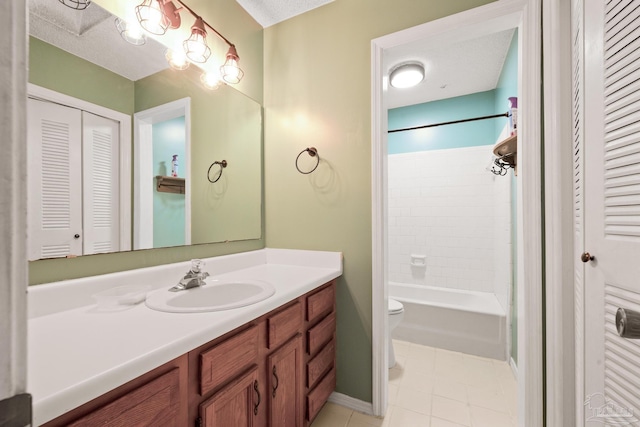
[388,145,511,308]
[0,0,28,405]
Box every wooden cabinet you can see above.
[44,280,336,427]
[304,283,337,426]
[268,335,304,427]
[199,366,260,427]
[42,356,188,427]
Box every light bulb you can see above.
[166,49,189,70]
[135,0,169,35]
[201,71,222,90]
[220,45,244,84]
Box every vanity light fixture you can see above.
[183,17,211,63]
[220,45,244,84]
[135,0,170,35]
[389,62,425,89]
[58,0,91,10]
[115,18,146,46]
[165,49,190,70]
[133,0,245,84]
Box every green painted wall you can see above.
[388,90,498,154]
[264,0,495,403]
[153,117,186,248]
[27,0,264,285]
[28,37,135,115]
[135,69,263,245]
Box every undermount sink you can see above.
[145,279,276,313]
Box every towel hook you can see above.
[295,147,320,174]
[207,160,228,183]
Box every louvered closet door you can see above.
[82,111,120,255]
[27,98,82,260]
[584,0,640,424]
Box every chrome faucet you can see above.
[170,259,210,292]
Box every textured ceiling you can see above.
[384,28,516,109]
[29,0,168,81]
[235,0,334,28]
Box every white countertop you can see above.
[28,249,342,426]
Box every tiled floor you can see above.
[311,340,517,427]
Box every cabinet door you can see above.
[200,366,260,427]
[268,335,303,427]
[27,98,82,260]
[67,368,181,427]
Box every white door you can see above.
[27,98,82,260]
[82,111,120,255]
[583,0,640,424]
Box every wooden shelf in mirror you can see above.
[156,176,185,194]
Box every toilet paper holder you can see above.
[616,308,640,339]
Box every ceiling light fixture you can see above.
[133,0,244,84]
[58,0,91,10]
[389,62,425,89]
[183,17,211,63]
[115,18,146,46]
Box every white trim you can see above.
[0,0,27,401]
[542,0,575,426]
[371,0,545,423]
[328,392,374,416]
[511,357,519,379]
[27,83,132,252]
[133,98,191,249]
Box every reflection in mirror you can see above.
[27,0,262,261]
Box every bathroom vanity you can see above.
[28,249,342,426]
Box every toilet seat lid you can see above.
[389,298,404,314]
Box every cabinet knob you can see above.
[581,252,594,263]
[74,234,80,239]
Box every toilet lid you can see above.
[388,298,404,314]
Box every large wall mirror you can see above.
[27,0,262,261]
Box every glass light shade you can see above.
[389,62,425,88]
[135,0,169,35]
[165,49,190,70]
[183,18,211,63]
[58,0,91,10]
[201,71,223,90]
[115,18,146,46]
[220,45,244,84]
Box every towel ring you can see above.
[207,160,228,183]
[295,147,320,174]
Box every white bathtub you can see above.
[389,282,507,360]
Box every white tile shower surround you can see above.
[311,340,517,427]
[388,146,512,311]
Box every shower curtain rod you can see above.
[388,111,509,133]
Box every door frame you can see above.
[370,0,545,424]
[133,98,191,249]
[27,83,132,253]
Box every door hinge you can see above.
[196,416,203,427]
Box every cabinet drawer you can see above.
[307,312,335,356]
[68,368,181,427]
[307,338,335,389]
[306,283,335,324]
[306,368,336,423]
[268,301,302,349]
[200,325,259,396]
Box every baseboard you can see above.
[328,392,374,416]
[510,357,518,378]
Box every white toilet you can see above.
[388,298,405,368]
